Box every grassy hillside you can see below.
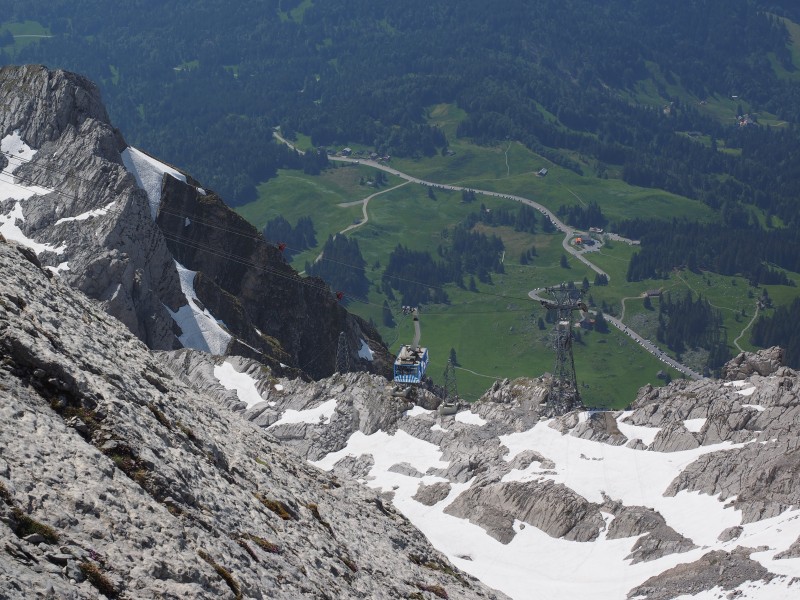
[236,120,800,404]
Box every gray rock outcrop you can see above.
[1,64,184,350]
[602,500,697,563]
[444,480,604,544]
[723,346,784,380]
[627,549,774,600]
[0,237,506,599]
[1,64,390,378]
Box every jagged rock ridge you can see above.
[0,64,389,378]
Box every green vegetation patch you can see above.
[0,20,51,53]
[79,562,119,598]
[198,549,242,600]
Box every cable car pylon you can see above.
[438,358,461,416]
[539,283,587,416]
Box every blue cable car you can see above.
[393,307,429,384]
[393,345,429,384]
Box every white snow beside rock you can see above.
[166,261,231,354]
[121,146,186,219]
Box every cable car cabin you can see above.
[393,345,429,384]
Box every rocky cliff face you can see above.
[0,237,504,599]
[0,64,184,350]
[156,174,390,378]
[0,64,389,378]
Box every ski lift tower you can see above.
[539,284,587,415]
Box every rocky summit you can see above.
[0,64,389,379]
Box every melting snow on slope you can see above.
[269,399,338,428]
[743,404,766,412]
[311,423,727,599]
[358,339,374,361]
[213,361,265,409]
[673,578,800,600]
[0,132,64,255]
[615,411,661,446]
[500,423,751,546]
[166,261,232,354]
[311,415,800,600]
[54,201,116,225]
[406,405,431,417]
[121,146,186,219]
[455,410,487,426]
[683,417,707,433]
[313,429,449,483]
[314,416,800,599]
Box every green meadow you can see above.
[235,104,799,406]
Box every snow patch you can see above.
[683,418,706,433]
[0,202,66,255]
[44,262,70,276]
[274,384,284,392]
[269,399,337,428]
[724,380,750,388]
[615,411,662,446]
[736,386,757,397]
[121,146,186,219]
[312,430,448,490]
[406,405,431,417]
[54,201,116,225]
[213,361,265,409]
[742,404,765,412]
[184,217,191,227]
[0,132,65,255]
[0,132,49,200]
[431,423,448,432]
[166,261,232,354]
[358,339,374,361]
[455,410,487,426]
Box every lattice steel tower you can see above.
[539,284,587,415]
[443,359,459,401]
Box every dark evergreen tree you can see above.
[449,347,459,366]
[382,300,395,327]
[306,234,369,301]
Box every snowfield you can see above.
[304,412,800,600]
[214,361,265,409]
[167,261,232,354]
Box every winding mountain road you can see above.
[274,131,704,379]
